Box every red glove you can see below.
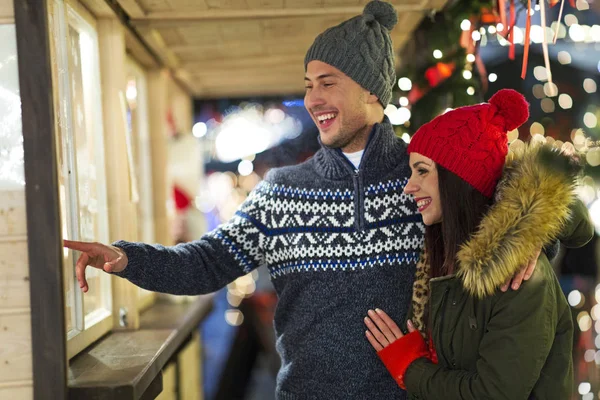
[377,331,435,389]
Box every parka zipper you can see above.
[434,286,451,367]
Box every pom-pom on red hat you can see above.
[407,89,529,197]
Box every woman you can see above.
[364,89,593,399]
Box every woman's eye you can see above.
[417,169,428,176]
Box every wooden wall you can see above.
[0,2,33,398]
[0,191,32,398]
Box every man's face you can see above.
[304,61,372,152]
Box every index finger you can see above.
[64,239,93,252]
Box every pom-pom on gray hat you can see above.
[304,0,398,107]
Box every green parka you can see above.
[405,144,594,400]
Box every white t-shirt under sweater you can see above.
[343,149,364,169]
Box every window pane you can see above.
[50,2,113,348]
[66,25,104,318]
[0,25,24,189]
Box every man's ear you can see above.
[367,92,380,104]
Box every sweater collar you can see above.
[313,118,407,180]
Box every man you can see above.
[65,2,535,398]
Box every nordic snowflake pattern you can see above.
[209,178,424,277]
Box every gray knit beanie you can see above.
[304,0,398,107]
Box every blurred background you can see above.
[178,2,599,399]
[5,0,598,399]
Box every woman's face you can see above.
[404,152,442,225]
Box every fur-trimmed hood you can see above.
[410,143,583,333]
[410,143,583,330]
[457,143,582,297]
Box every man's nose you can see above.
[304,88,324,110]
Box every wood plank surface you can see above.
[14,0,67,398]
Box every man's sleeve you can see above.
[558,198,594,249]
[112,181,272,295]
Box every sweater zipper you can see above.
[353,169,364,231]
[337,125,378,233]
[337,151,364,232]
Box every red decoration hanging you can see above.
[521,0,532,78]
[425,62,456,87]
[508,0,516,60]
[498,0,508,35]
[407,62,456,105]
[173,185,191,212]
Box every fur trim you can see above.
[457,144,582,298]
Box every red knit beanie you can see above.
[407,89,529,197]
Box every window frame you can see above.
[48,0,114,359]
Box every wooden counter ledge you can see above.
[67,295,213,400]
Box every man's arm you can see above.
[65,181,272,295]
[558,198,594,248]
[501,197,593,291]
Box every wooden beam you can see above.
[116,0,146,18]
[96,0,193,95]
[0,0,13,22]
[168,38,313,53]
[188,64,302,77]
[147,70,171,246]
[179,52,304,73]
[79,0,115,17]
[136,27,180,69]
[97,18,141,330]
[131,4,424,24]
[13,0,67,398]
[194,83,304,98]
[124,28,160,69]
[181,54,303,70]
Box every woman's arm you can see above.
[404,261,564,399]
[367,259,567,399]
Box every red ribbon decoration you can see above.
[508,0,516,60]
[521,0,532,78]
[498,0,508,35]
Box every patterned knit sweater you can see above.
[114,120,424,399]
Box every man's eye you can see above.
[324,83,333,87]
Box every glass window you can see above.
[49,0,112,358]
[0,24,24,190]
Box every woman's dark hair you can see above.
[426,164,493,278]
